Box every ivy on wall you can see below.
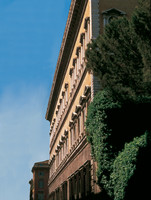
[110,131,151,200]
[86,90,151,199]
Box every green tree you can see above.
[132,0,151,92]
[85,0,151,101]
[85,0,151,199]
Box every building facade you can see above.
[30,160,49,200]
[45,0,138,199]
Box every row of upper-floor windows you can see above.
[49,106,86,178]
[49,17,90,142]
[49,88,91,178]
[69,17,90,95]
[37,192,44,200]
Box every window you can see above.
[66,137,68,154]
[82,107,86,133]
[76,47,81,75]
[73,124,76,142]
[56,153,59,168]
[38,180,44,189]
[38,192,44,200]
[78,115,81,136]
[70,128,73,146]
[102,8,126,26]
[84,17,90,47]
[80,33,85,65]
[73,59,77,86]
[65,83,68,104]
[58,153,59,167]
[38,171,44,177]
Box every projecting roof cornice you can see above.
[45,0,88,122]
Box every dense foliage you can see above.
[85,0,151,199]
[86,90,121,194]
[85,0,151,101]
[110,131,151,200]
[86,90,151,198]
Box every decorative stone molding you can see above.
[75,105,82,113]
[72,58,77,66]
[76,47,81,56]
[102,8,126,26]
[59,140,63,146]
[55,148,58,153]
[80,33,85,45]
[62,91,65,96]
[64,129,68,136]
[69,120,74,127]
[61,135,65,141]
[52,118,56,124]
[84,17,90,30]
[84,85,91,96]
[57,144,61,150]
[102,8,126,15]
[69,68,73,76]
[71,112,78,120]
[64,83,69,89]
[79,95,86,105]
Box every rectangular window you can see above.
[70,128,73,146]
[78,115,81,136]
[66,87,68,103]
[66,137,68,153]
[74,124,76,142]
[82,107,86,133]
[83,38,85,63]
[38,192,44,200]
[38,180,44,189]
[38,171,44,177]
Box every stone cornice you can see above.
[45,0,88,122]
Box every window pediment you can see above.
[79,95,86,105]
[69,68,73,76]
[102,8,126,26]
[84,85,91,96]
[102,8,126,16]
[76,47,81,56]
[84,17,90,30]
[80,33,85,45]
[75,105,82,113]
[61,135,65,141]
[64,129,68,136]
[69,120,74,127]
[72,58,77,66]
[71,112,78,120]
[64,83,68,89]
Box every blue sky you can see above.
[0,0,71,199]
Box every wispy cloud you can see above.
[0,85,50,200]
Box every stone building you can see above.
[30,160,49,200]
[45,0,138,199]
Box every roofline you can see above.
[45,0,88,122]
[31,160,49,172]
